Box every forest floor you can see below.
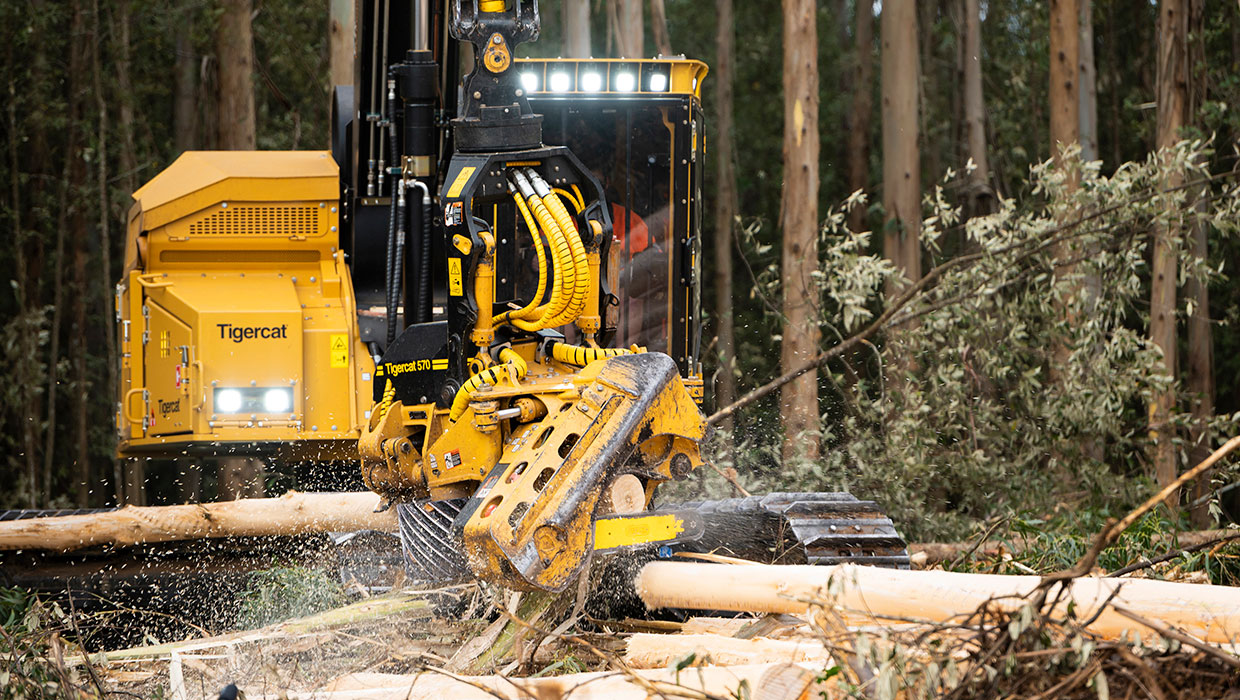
[12,540,1234,700]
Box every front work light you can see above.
[614,72,636,92]
[213,387,294,414]
[648,72,669,92]
[520,72,539,93]
[215,388,243,413]
[549,72,571,92]
[580,72,603,92]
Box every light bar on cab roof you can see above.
[515,59,698,96]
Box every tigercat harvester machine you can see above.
[117,0,908,592]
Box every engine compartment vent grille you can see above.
[189,205,321,237]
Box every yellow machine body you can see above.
[117,151,373,458]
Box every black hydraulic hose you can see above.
[385,114,402,346]
[390,184,407,345]
[416,184,432,324]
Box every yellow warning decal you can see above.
[329,333,348,368]
[448,258,463,296]
[446,166,477,198]
[593,514,685,551]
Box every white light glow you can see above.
[520,72,539,93]
[580,72,603,92]
[263,388,291,413]
[549,72,571,92]
[614,72,636,92]
[216,389,242,413]
[649,73,669,92]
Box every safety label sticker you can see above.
[448,258,463,296]
[330,333,348,368]
[445,450,462,470]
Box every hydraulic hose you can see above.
[549,342,635,367]
[409,180,432,324]
[389,180,407,346]
[527,170,590,325]
[384,96,402,346]
[449,347,527,422]
[510,170,575,331]
[493,184,547,327]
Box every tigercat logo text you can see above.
[217,323,289,343]
[158,398,181,418]
[384,358,449,376]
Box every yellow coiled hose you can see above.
[493,189,548,326]
[541,189,591,323]
[449,347,528,423]
[549,342,637,366]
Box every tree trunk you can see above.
[1150,0,1189,508]
[329,0,355,88]
[961,0,991,217]
[1078,0,1098,162]
[217,0,257,150]
[1185,209,1214,527]
[1049,0,1080,163]
[563,0,591,58]
[846,1,875,233]
[648,0,671,56]
[779,0,820,464]
[44,0,91,506]
[712,0,737,431]
[174,31,197,155]
[88,0,113,508]
[881,0,921,296]
[617,0,643,58]
[114,0,137,195]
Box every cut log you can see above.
[624,632,830,669]
[636,562,1240,645]
[313,662,834,700]
[0,491,397,552]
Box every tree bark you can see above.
[846,1,875,233]
[1078,0,1098,162]
[329,0,355,88]
[217,0,257,150]
[881,0,921,296]
[961,0,991,217]
[1049,0,1080,161]
[174,30,197,155]
[648,0,671,56]
[617,0,643,58]
[712,0,737,432]
[1150,0,1189,508]
[114,0,138,195]
[563,0,592,58]
[88,0,113,508]
[779,0,821,463]
[0,492,399,551]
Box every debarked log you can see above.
[635,561,1240,645]
[0,491,397,551]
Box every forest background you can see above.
[2,0,1240,544]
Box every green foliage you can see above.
[237,566,346,629]
[0,588,95,699]
[951,511,1240,586]
[697,141,1240,542]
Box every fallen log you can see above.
[307,662,832,700]
[636,561,1240,645]
[624,632,830,668]
[0,491,396,552]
